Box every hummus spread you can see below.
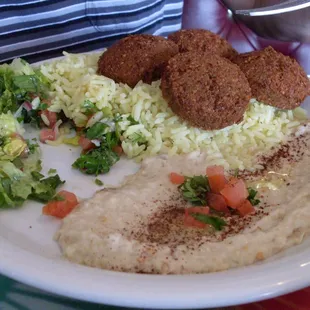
[56,123,310,274]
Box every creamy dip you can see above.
[56,123,310,274]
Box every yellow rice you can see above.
[40,52,308,171]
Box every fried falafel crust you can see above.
[161,52,251,130]
[97,34,179,88]
[168,29,237,60]
[233,46,310,109]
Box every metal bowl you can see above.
[222,0,310,42]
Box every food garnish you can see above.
[247,187,260,206]
[42,190,78,218]
[95,179,104,186]
[184,206,226,231]
[206,165,227,193]
[81,100,97,116]
[73,125,121,175]
[171,165,259,230]
[220,177,248,209]
[72,144,119,175]
[48,168,57,175]
[178,175,210,205]
[191,213,227,231]
[169,172,185,185]
[184,206,210,229]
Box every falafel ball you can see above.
[168,29,237,60]
[233,46,310,109]
[97,34,178,88]
[161,52,251,130]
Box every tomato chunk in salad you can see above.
[42,190,78,219]
[39,128,56,143]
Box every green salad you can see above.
[0,59,64,209]
[0,57,126,209]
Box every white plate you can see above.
[0,57,310,309]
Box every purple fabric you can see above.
[182,0,310,73]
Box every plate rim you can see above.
[1,236,310,308]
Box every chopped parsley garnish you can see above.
[127,115,139,125]
[26,139,39,154]
[247,187,260,206]
[82,100,97,115]
[20,108,41,127]
[95,178,104,186]
[191,213,226,231]
[72,145,119,175]
[73,121,121,175]
[113,114,122,123]
[86,122,108,140]
[179,175,210,206]
[48,168,57,175]
[38,102,48,110]
[31,171,44,181]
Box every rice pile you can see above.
[40,52,308,171]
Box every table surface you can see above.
[0,275,229,310]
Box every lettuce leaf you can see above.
[0,58,50,115]
[0,160,64,208]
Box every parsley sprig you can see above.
[247,188,260,206]
[178,175,210,206]
[191,213,226,231]
[178,175,261,231]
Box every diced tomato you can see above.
[10,133,24,141]
[112,145,123,156]
[220,177,248,209]
[169,172,185,185]
[206,192,229,213]
[238,199,255,216]
[42,190,78,219]
[184,206,210,229]
[39,110,57,128]
[78,136,95,152]
[40,128,56,143]
[206,165,227,193]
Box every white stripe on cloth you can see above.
[0,0,47,8]
[0,16,180,62]
[153,23,182,35]
[1,0,159,26]
[3,8,169,53]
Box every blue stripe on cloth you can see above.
[0,15,182,64]
[0,1,85,25]
[1,4,182,50]
[0,0,183,63]
[0,0,48,8]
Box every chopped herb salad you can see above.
[0,57,145,214]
